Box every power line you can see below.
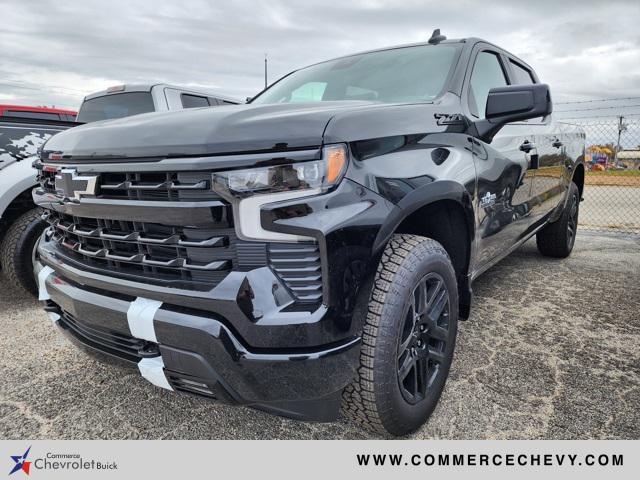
[0,81,87,95]
[556,104,640,113]
[0,82,41,91]
[558,113,640,121]
[555,96,640,105]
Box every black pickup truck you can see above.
[32,31,585,436]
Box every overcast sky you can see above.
[1,0,639,115]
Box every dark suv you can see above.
[33,32,584,436]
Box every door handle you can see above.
[552,140,564,148]
[519,141,535,153]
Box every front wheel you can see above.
[341,234,458,436]
[0,208,48,296]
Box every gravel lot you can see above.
[1,230,638,440]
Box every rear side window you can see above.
[181,94,210,108]
[509,60,535,85]
[77,92,155,123]
[469,51,508,118]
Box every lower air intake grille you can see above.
[166,372,220,399]
[59,311,157,362]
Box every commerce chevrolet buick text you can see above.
[32,30,585,435]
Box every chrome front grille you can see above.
[39,170,218,202]
[48,212,235,288]
[39,168,324,302]
[99,172,219,201]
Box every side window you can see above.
[214,99,238,105]
[469,51,508,118]
[345,85,378,101]
[509,60,535,85]
[181,94,210,108]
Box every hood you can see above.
[41,101,377,161]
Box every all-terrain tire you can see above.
[341,234,458,436]
[536,182,580,258]
[0,208,48,296]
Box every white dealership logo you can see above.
[480,191,497,208]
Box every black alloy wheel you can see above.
[397,273,451,405]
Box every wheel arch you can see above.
[0,160,38,221]
[373,181,476,318]
[572,162,585,199]
[0,186,38,246]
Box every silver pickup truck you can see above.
[1,84,240,294]
[76,83,240,123]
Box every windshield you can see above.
[77,92,155,123]
[252,44,460,105]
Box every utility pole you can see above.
[264,53,268,89]
[615,115,626,166]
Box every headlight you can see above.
[213,144,348,198]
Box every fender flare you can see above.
[372,180,476,255]
[0,159,38,220]
[549,160,586,223]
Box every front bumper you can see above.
[34,171,396,420]
[37,260,360,420]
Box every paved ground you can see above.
[580,185,640,233]
[1,231,639,440]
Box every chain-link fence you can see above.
[558,113,640,234]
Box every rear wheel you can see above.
[0,208,48,296]
[536,182,580,258]
[341,234,458,436]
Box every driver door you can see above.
[467,49,536,270]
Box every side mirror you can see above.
[472,83,552,143]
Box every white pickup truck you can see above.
[76,83,240,122]
[0,84,240,294]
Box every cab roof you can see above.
[300,36,534,76]
[83,83,240,103]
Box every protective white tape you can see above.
[127,297,162,342]
[47,312,60,324]
[37,266,54,301]
[138,356,173,391]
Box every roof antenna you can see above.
[264,53,268,89]
[428,29,446,45]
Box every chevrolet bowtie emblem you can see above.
[54,168,98,201]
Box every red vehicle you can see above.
[0,104,77,122]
